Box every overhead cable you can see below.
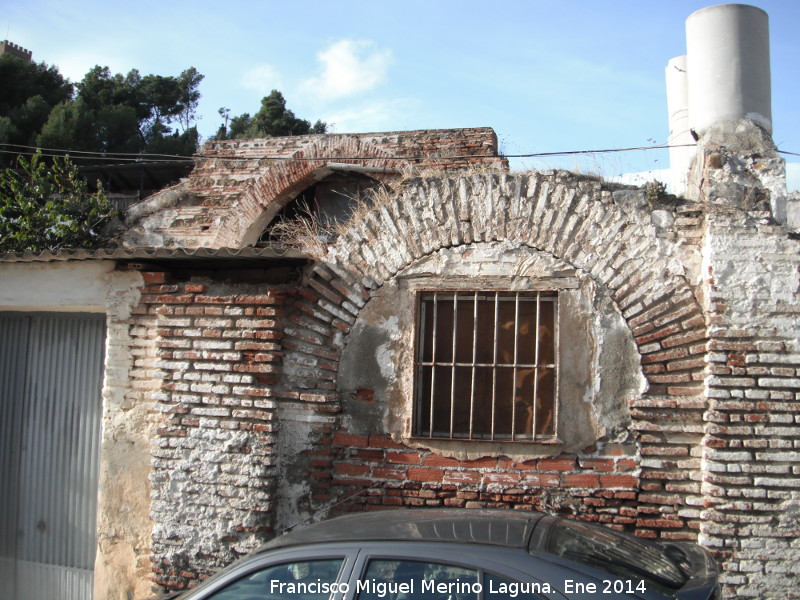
[1,142,798,164]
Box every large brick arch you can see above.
[283,169,710,537]
[323,170,706,388]
[214,136,414,247]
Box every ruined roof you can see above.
[118,128,507,250]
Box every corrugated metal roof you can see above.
[0,246,308,263]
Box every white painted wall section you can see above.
[0,261,114,312]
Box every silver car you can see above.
[164,509,719,600]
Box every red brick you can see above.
[423,455,460,468]
[615,459,637,472]
[641,347,689,364]
[563,474,601,487]
[156,294,196,304]
[578,458,615,472]
[444,470,482,485]
[142,271,167,284]
[333,432,369,447]
[372,466,407,480]
[601,444,635,457]
[353,449,384,462]
[636,518,683,528]
[386,452,422,465]
[600,474,638,489]
[482,473,521,485]
[537,457,577,471]
[369,435,406,449]
[461,457,497,468]
[407,468,444,483]
[666,384,703,396]
[635,323,681,345]
[635,530,658,539]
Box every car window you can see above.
[357,559,479,600]
[545,519,687,591]
[204,558,344,600]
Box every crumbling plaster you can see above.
[93,268,157,600]
[688,120,788,219]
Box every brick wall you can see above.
[129,169,730,595]
[140,274,288,588]
[327,431,640,519]
[700,215,800,597]
[106,149,799,598]
[305,171,710,543]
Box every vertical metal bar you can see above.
[415,299,426,436]
[532,292,541,440]
[490,291,499,440]
[553,294,560,437]
[469,292,478,439]
[449,294,458,438]
[511,293,520,441]
[429,292,438,438]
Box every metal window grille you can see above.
[414,291,558,442]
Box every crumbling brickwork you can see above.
[95,127,799,599]
[690,127,800,598]
[299,171,710,544]
[120,128,506,250]
[141,276,287,587]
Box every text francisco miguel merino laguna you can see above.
[269,577,555,597]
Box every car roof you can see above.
[258,508,547,553]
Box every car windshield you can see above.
[545,519,689,589]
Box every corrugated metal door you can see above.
[0,313,105,600]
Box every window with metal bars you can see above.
[413,290,558,442]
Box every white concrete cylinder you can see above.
[665,55,696,195]
[686,3,771,135]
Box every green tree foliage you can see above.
[216,90,327,140]
[0,54,72,149]
[1,57,204,161]
[46,65,204,156]
[0,151,116,251]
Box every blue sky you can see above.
[3,0,799,188]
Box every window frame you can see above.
[411,287,561,444]
[172,547,360,600]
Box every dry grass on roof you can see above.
[270,165,600,258]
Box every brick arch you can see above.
[213,136,414,247]
[287,170,710,537]
[322,171,707,391]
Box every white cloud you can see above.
[303,39,392,101]
[241,64,282,94]
[321,98,415,133]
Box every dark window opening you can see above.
[259,171,381,246]
[414,291,558,442]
